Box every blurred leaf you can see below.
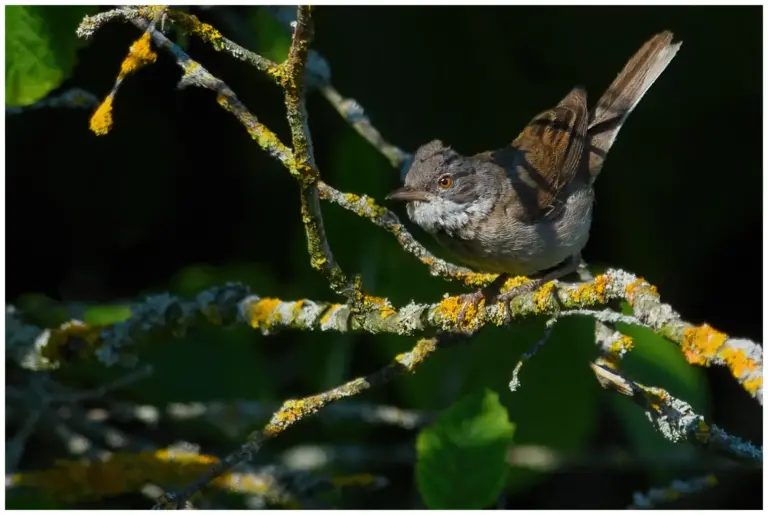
[5,5,96,106]
[6,490,64,509]
[83,304,132,325]
[416,388,515,509]
[249,7,291,63]
[14,293,70,327]
[168,262,279,297]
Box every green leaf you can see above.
[5,5,97,106]
[416,388,515,509]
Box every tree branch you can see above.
[60,6,763,508]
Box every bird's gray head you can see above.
[387,140,498,235]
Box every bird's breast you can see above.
[434,187,595,276]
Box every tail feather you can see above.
[588,31,682,181]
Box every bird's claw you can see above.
[455,290,486,332]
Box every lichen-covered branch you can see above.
[8,270,762,406]
[263,6,410,169]
[56,6,761,509]
[77,6,280,76]
[590,362,761,465]
[318,83,411,169]
[275,6,359,301]
[164,400,432,436]
[80,6,365,303]
[156,335,451,508]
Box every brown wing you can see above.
[486,87,589,221]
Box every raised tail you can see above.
[587,31,682,181]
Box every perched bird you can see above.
[387,31,681,325]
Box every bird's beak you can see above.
[386,186,431,202]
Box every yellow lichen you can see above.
[436,296,484,331]
[742,376,763,397]
[719,346,760,382]
[365,197,388,217]
[269,399,311,431]
[118,32,158,79]
[694,419,711,443]
[345,192,361,204]
[625,277,659,304]
[42,321,104,362]
[89,95,114,136]
[533,281,556,311]
[320,304,342,326]
[181,60,200,75]
[681,324,727,366]
[500,275,529,292]
[458,272,499,288]
[247,298,281,329]
[10,449,220,503]
[360,295,395,318]
[642,387,668,412]
[291,300,305,322]
[570,274,608,304]
[613,334,634,353]
[310,254,328,270]
[191,20,223,44]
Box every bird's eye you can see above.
[438,174,453,189]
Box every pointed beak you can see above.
[386,186,431,202]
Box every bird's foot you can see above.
[494,279,542,324]
[455,290,487,332]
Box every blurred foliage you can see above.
[5,5,761,509]
[5,6,97,106]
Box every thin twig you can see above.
[628,475,718,509]
[277,7,360,302]
[263,5,410,168]
[155,335,454,507]
[163,400,432,436]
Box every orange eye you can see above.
[438,175,452,189]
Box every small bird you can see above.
[387,31,681,325]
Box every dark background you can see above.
[6,5,762,509]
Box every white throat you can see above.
[407,197,494,236]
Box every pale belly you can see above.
[432,188,594,276]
